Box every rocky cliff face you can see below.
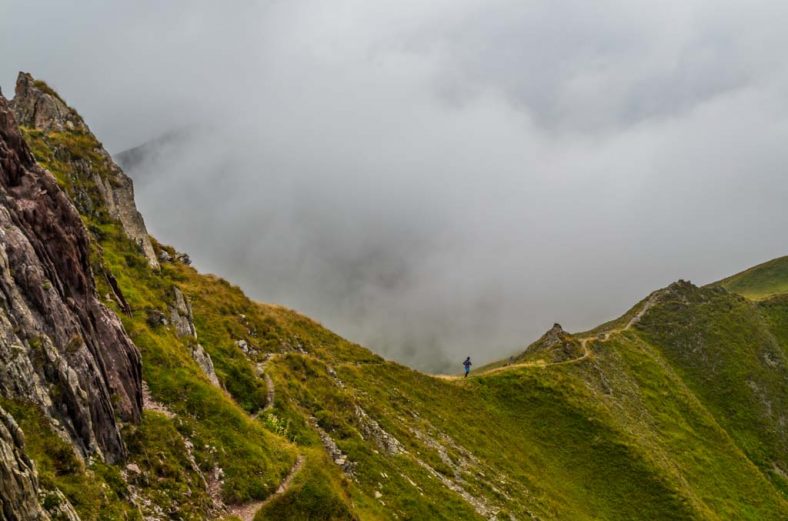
[11,72,159,269]
[0,89,142,472]
[0,407,50,521]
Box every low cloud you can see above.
[3,0,788,371]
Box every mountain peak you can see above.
[11,72,160,269]
[11,72,85,132]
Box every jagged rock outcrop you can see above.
[170,286,221,386]
[541,323,566,345]
[9,74,82,133]
[170,287,197,338]
[37,489,80,521]
[0,407,50,520]
[10,72,159,269]
[309,417,355,475]
[192,343,220,387]
[0,91,141,463]
[518,322,583,363]
[354,405,403,455]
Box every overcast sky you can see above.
[2,0,787,371]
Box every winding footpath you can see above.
[437,293,659,380]
[253,354,280,418]
[234,303,659,517]
[224,294,659,518]
[232,354,304,520]
[232,300,661,517]
[262,372,275,412]
[228,454,305,521]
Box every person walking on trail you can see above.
[463,356,472,378]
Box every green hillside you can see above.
[636,281,787,496]
[10,78,788,520]
[715,256,788,300]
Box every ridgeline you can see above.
[0,73,784,520]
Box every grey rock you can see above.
[354,405,403,455]
[170,287,196,338]
[234,339,258,357]
[310,418,355,475]
[38,489,80,521]
[9,72,82,133]
[92,169,159,269]
[0,407,50,520]
[146,310,169,328]
[191,344,220,388]
[10,72,159,269]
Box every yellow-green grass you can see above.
[253,448,358,521]
[14,96,788,520]
[715,256,788,300]
[20,126,297,508]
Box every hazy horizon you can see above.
[3,0,787,371]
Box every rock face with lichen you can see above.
[0,407,50,520]
[170,286,221,387]
[0,89,142,518]
[11,72,159,269]
[170,286,197,338]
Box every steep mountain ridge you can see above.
[0,80,143,519]
[639,280,787,488]
[0,73,784,520]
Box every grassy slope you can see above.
[635,283,787,496]
[715,256,788,300]
[21,125,298,518]
[332,336,785,519]
[255,448,358,521]
[13,85,788,519]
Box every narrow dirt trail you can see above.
[253,354,281,418]
[228,454,305,521]
[435,293,658,380]
[262,373,275,412]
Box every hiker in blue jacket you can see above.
[463,356,472,377]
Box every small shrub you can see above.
[260,412,291,438]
